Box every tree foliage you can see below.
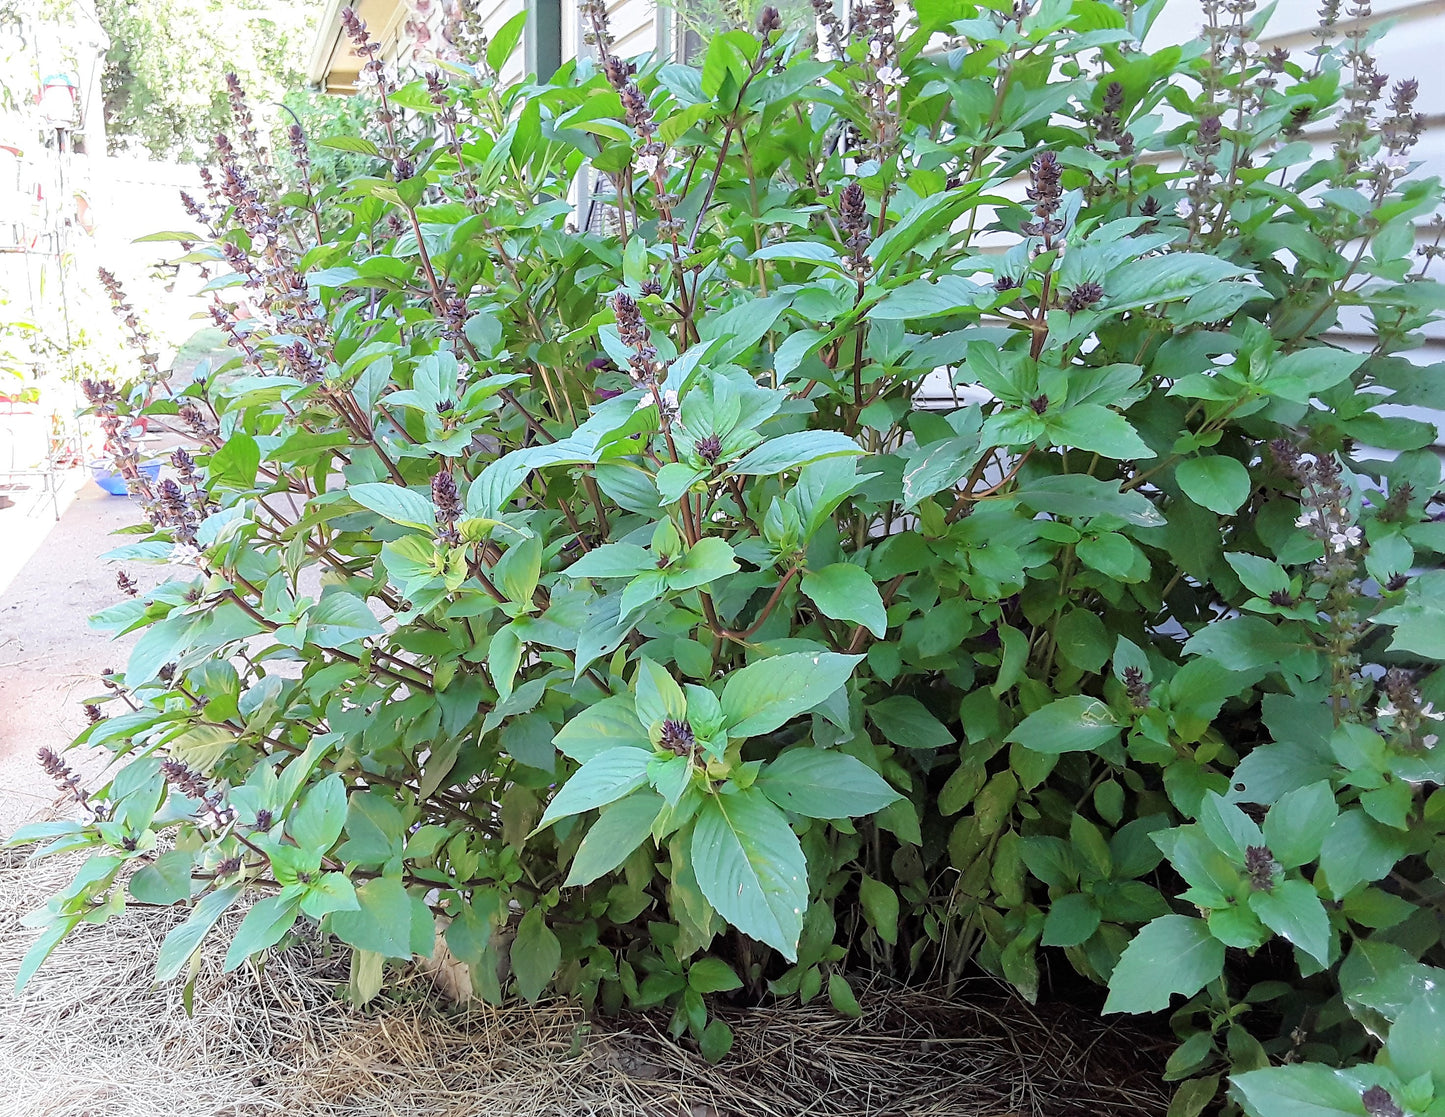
[91,0,319,160]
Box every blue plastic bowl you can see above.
[92,460,161,496]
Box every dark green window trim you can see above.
[525,0,562,80]
[654,0,674,59]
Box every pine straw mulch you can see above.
[0,838,1171,1117]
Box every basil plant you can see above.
[15,0,1445,1106]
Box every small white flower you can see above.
[636,150,675,179]
[1421,703,1444,722]
[198,805,237,833]
[1378,701,1400,721]
[1423,734,1439,749]
[869,37,887,59]
[168,542,203,566]
[1295,512,1316,530]
[1328,525,1362,553]
[1381,153,1408,174]
[1175,198,1194,220]
[877,65,905,88]
[636,388,680,420]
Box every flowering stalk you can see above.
[161,759,241,835]
[80,371,161,521]
[809,0,846,58]
[838,180,873,415]
[582,1,637,247]
[1371,79,1423,203]
[340,8,403,161]
[1272,439,1368,722]
[287,122,325,243]
[38,748,104,820]
[612,291,680,453]
[1022,150,1065,358]
[432,468,463,545]
[427,70,482,213]
[1334,0,1385,182]
[96,268,165,390]
[854,0,904,166]
[180,188,222,240]
[1376,669,1443,753]
[223,72,279,194]
[442,0,492,70]
[1179,115,1221,240]
[1310,0,1342,75]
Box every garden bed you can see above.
[0,841,1169,1117]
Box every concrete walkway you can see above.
[0,479,144,837]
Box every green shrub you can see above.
[15,0,1445,1110]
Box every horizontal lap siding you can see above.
[391,0,523,82]
[607,0,661,59]
[373,1,1444,439]
[472,0,527,83]
[913,1,1445,441]
[1147,0,1441,45]
[1138,1,1445,409]
[1147,0,1445,186]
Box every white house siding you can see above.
[383,0,524,84]
[606,0,662,59]
[1149,1,1445,449]
[1148,0,1445,252]
[335,1,1445,440]
[467,0,527,84]
[391,0,662,81]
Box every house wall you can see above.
[425,0,668,73]
[435,0,1445,200]
[325,0,1445,441]
[1148,0,1445,413]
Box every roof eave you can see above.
[306,0,350,86]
